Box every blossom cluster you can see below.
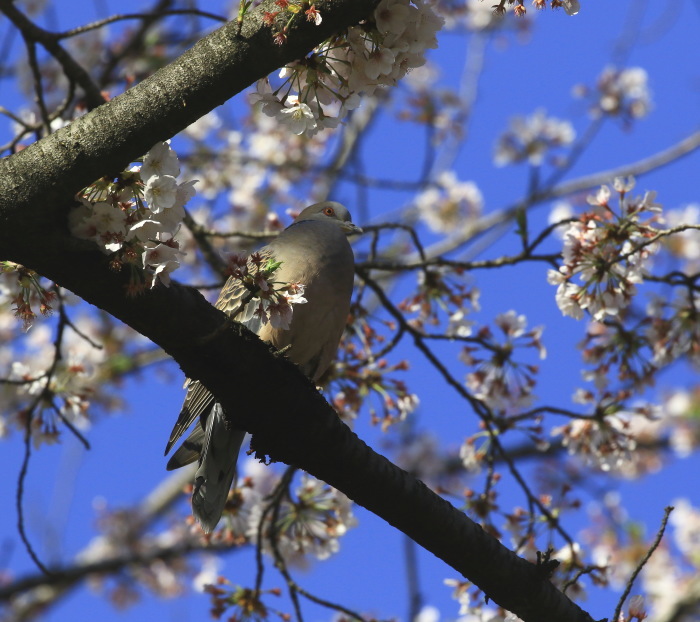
[533,0,580,13]
[574,66,652,123]
[250,0,443,136]
[69,142,195,289]
[494,0,580,18]
[220,252,307,331]
[76,495,202,606]
[443,577,526,621]
[205,582,280,621]
[5,357,94,448]
[415,171,483,234]
[400,267,481,334]
[586,494,698,622]
[201,462,356,566]
[554,381,700,477]
[330,301,420,429]
[77,462,357,608]
[1,262,56,331]
[578,319,656,391]
[662,389,700,458]
[659,204,700,273]
[432,0,502,32]
[548,177,662,321]
[180,109,335,243]
[0,308,112,448]
[646,289,700,368]
[247,473,357,564]
[332,341,419,430]
[494,109,575,167]
[461,310,546,414]
[553,414,641,474]
[433,0,579,32]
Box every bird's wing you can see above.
[164,249,275,456]
[191,404,247,533]
[166,415,205,469]
[164,379,215,456]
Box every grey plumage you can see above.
[164,201,361,533]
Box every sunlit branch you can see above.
[56,9,227,39]
[412,128,700,263]
[0,0,105,109]
[1,469,194,613]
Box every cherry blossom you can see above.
[549,178,662,321]
[252,0,444,136]
[574,66,652,123]
[462,311,545,414]
[494,109,575,166]
[69,142,195,288]
[415,171,483,234]
[140,141,180,180]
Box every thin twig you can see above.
[97,0,174,87]
[49,400,91,450]
[266,471,364,621]
[254,467,296,595]
[16,399,53,576]
[22,38,51,135]
[611,505,673,622]
[0,0,104,108]
[56,9,227,39]
[358,269,577,547]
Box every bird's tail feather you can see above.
[191,403,247,533]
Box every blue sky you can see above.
[2,1,700,621]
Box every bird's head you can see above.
[295,201,363,236]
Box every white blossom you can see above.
[141,141,180,182]
[415,171,483,234]
[277,99,318,135]
[494,109,575,167]
[70,142,195,286]
[144,174,178,212]
[562,0,580,16]
[575,66,652,121]
[251,0,444,137]
[142,237,185,287]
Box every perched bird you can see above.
[164,201,361,533]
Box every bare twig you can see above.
[0,0,105,109]
[410,129,700,264]
[56,9,227,39]
[611,505,674,622]
[265,469,364,621]
[16,398,53,576]
[97,0,174,87]
[2,468,195,610]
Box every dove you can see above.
[164,201,361,532]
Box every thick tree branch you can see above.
[0,2,597,620]
[0,0,380,244]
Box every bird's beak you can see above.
[342,222,363,236]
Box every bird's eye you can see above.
[323,206,335,217]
